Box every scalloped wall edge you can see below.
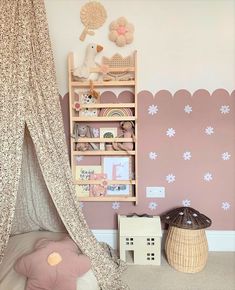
[138,89,235,98]
[61,89,235,99]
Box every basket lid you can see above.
[161,207,212,230]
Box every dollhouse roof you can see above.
[119,215,162,237]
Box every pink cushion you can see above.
[14,237,91,290]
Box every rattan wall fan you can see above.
[80,1,107,41]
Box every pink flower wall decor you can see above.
[108,17,134,47]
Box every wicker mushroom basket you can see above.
[161,207,212,273]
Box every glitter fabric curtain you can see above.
[0,1,127,289]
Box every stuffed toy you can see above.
[112,121,135,151]
[72,123,98,151]
[14,237,91,290]
[73,43,103,81]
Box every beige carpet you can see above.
[122,252,235,290]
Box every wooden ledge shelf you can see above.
[73,137,135,142]
[71,80,135,87]
[73,103,136,109]
[71,66,135,73]
[72,150,135,156]
[74,180,136,185]
[78,196,137,202]
[72,116,136,122]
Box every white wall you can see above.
[45,0,235,96]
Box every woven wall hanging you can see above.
[80,1,107,41]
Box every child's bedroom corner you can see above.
[0,1,234,290]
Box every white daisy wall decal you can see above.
[220,105,230,114]
[166,174,176,183]
[148,104,158,115]
[112,202,120,210]
[166,128,176,138]
[184,105,192,114]
[149,202,158,211]
[149,152,158,160]
[183,151,191,160]
[222,152,231,161]
[76,156,84,163]
[205,126,214,135]
[204,172,213,182]
[222,202,230,211]
[92,128,99,137]
[182,199,191,207]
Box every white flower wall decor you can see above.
[222,152,231,161]
[183,151,192,160]
[222,202,230,211]
[166,174,176,183]
[204,172,213,182]
[148,104,158,115]
[184,105,192,114]
[205,126,214,135]
[182,199,191,207]
[149,202,158,211]
[149,152,158,160]
[112,202,120,210]
[166,128,176,138]
[220,105,230,114]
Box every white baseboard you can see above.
[92,230,118,249]
[92,230,235,252]
[206,230,235,251]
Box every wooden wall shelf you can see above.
[68,51,138,204]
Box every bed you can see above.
[0,231,100,290]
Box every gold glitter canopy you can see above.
[0,1,127,289]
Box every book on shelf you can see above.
[75,165,102,197]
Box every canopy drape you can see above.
[0,1,127,289]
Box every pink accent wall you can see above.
[60,89,235,230]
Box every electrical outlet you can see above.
[146,187,165,198]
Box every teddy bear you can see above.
[14,237,92,290]
[112,121,135,151]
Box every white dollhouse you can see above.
[118,215,162,265]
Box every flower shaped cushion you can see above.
[14,237,91,290]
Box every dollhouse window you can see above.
[126,237,134,245]
[147,238,155,246]
[147,253,155,261]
